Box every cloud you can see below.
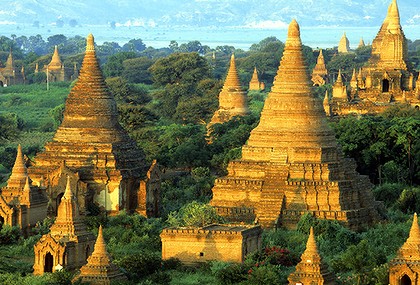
[244,20,288,29]
[0,21,17,25]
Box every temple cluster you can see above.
[0,0,418,283]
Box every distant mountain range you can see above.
[2,0,420,29]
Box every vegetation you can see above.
[0,32,419,284]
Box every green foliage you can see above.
[0,225,22,245]
[149,52,211,87]
[372,183,406,208]
[0,113,23,142]
[167,201,224,227]
[102,52,137,77]
[115,252,162,280]
[122,56,154,84]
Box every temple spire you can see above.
[223,54,241,90]
[48,45,62,69]
[7,144,28,189]
[387,0,401,33]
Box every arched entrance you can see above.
[401,274,412,285]
[56,193,64,214]
[382,79,390,92]
[44,252,53,273]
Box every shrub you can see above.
[115,252,162,280]
[0,225,22,245]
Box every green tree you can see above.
[122,38,146,53]
[167,201,224,227]
[102,52,136,77]
[122,56,154,84]
[149,52,211,86]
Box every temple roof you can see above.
[338,32,350,53]
[77,225,126,282]
[54,34,128,143]
[223,54,242,91]
[397,213,420,261]
[244,19,337,156]
[6,145,28,189]
[47,46,63,70]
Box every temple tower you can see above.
[332,70,348,101]
[44,45,66,82]
[363,0,410,98]
[311,49,328,86]
[338,33,350,53]
[74,225,127,284]
[208,54,249,126]
[249,67,265,91]
[33,177,95,275]
[0,49,24,86]
[389,213,420,284]
[288,227,335,285]
[28,34,151,215]
[210,20,381,229]
[0,145,48,234]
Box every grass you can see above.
[169,269,217,285]
[0,83,70,130]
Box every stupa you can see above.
[249,67,265,91]
[338,33,350,53]
[74,225,127,284]
[288,227,335,284]
[329,0,420,116]
[0,49,24,86]
[210,20,381,229]
[28,34,157,216]
[389,213,420,284]
[311,49,328,86]
[208,54,249,126]
[0,145,48,234]
[43,45,66,82]
[33,177,95,274]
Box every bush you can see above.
[115,252,162,280]
[214,263,249,285]
[373,183,406,208]
[0,225,22,245]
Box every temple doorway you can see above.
[56,193,64,214]
[382,79,390,92]
[401,274,412,285]
[44,252,53,273]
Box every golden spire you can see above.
[6,49,13,68]
[300,227,321,263]
[20,176,32,205]
[48,45,62,70]
[223,54,242,91]
[251,67,258,81]
[244,19,337,158]
[387,0,401,33]
[76,225,127,283]
[49,176,84,237]
[358,38,365,48]
[357,68,363,81]
[55,33,126,142]
[336,69,343,84]
[338,32,350,53]
[350,69,358,89]
[7,144,28,189]
[317,49,325,65]
[398,213,420,260]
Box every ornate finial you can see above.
[23,176,31,192]
[86,34,95,52]
[63,176,72,199]
[408,213,420,242]
[286,19,301,46]
[95,225,107,254]
[306,227,318,254]
[336,69,343,83]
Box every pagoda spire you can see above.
[288,227,335,284]
[54,34,126,142]
[223,54,242,91]
[387,0,401,33]
[76,225,127,283]
[7,144,28,189]
[48,45,62,69]
[244,19,337,159]
[20,176,32,205]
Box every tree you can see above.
[122,56,154,84]
[149,52,211,86]
[102,51,136,77]
[47,34,67,48]
[167,201,224,227]
[0,113,23,143]
[122,38,146,53]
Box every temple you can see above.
[249,67,265,91]
[389,213,420,284]
[288,227,335,285]
[43,45,66,82]
[0,49,25,86]
[0,145,48,234]
[28,34,159,216]
[311,49,328,86]
[328,0,420,116]
[33,177,95,274]
[338,33,350,53]
[210,20,381,229]
[208,54,249,127]
[74,225,127,284]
